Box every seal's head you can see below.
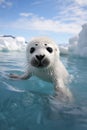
[26,37,60,69]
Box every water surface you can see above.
[0,52,87,130]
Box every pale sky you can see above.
[0,0,87,43]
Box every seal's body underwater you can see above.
[9,37,72,101]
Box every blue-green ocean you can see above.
[0,52,87,130]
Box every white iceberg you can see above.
[75,24,87,57]
[0,35,26,51]
[59,23,87,57]
[59,45,69,55]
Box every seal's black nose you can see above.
[36,55,45,61]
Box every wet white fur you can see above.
[26,37,72,101]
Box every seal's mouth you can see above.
[31,58,50,68]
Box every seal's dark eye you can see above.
[46,47,53,53]
[30,47,35,53]
[35,44,38,46]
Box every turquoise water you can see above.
[0,52,87,130]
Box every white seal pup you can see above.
[9,37,72,101]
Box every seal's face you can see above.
[26,37,59,69]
